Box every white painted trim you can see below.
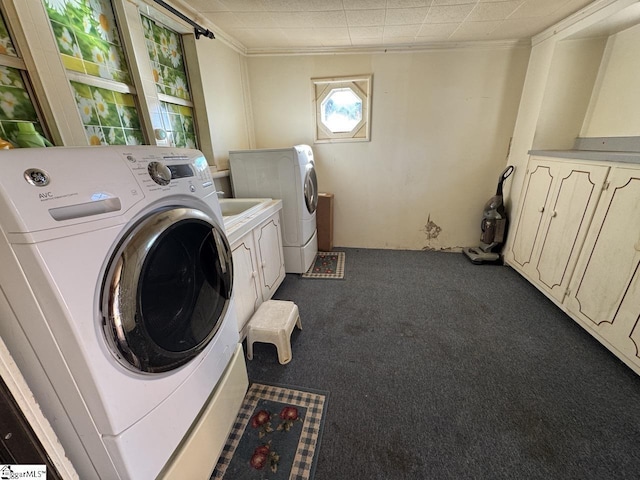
[245,40,529,57]
[532,0,639,45]
[0,338,79,479]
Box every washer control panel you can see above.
[121,148,214,196]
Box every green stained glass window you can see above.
[71,81,144,145]
[43,0,145,146]
[141,15,190,101]
[0,66,47,146]
[159,101,196,148]
[0,11,17,57]
[43,0,130,83]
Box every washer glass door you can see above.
[102,207,233,373]
[304,164,318,214]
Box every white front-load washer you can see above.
[0,146,243,479]
[229,145,318,273]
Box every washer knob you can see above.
[148,161,171,186]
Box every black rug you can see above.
[211,383,327,480]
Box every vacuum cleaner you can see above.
[463,165,514,265]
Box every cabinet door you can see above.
[231,235,261,335]
[566,168,640,362]
[534,163,608,302]
[511,161,555,269]
[509,158,608,303]
[254,214,286,301]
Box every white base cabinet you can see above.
[507,156,640,375]
[228,206,286,339]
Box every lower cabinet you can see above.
[231,211,286,338]
[565,167,640,366]
[509,157,609,303]
[508,157,640,375]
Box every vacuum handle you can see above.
[496,165,514,196]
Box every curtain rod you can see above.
[153,0,215,39]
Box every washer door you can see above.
[102,207,233,373]
[304,163,318,214]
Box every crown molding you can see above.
[244,39,529,57]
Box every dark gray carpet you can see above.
[245,248,640,480]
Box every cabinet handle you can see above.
[538,206,545,213]
[551,211,557,218]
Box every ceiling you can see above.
[179,0,596,54]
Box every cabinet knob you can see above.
[551,211,557,218]
[635,242,640,252]
[538,206,545,213]
[251,271,257,278]
[262,261,267,268]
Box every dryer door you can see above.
[304,164,318,214]
[102,207,233,373]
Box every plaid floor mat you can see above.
[301,252,345,279]
[211,383,327,480]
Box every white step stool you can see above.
[246,300,301,365]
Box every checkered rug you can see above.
[211,383,327,480]
[302,251,345,279]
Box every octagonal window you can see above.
[320,88,363,133]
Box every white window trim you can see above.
[312,74,372,144]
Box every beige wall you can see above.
[582,23,640,137]
[192,40,252,170]
[245,47,530,250]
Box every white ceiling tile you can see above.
[346,9,386,26]
[349,26,385,38]
[383,36,418,45]
[207,12,244,28]
[417,22,459,36]
[387,0,432,7]
[183,0,599,50]
[234,12,278,28]
[485,17,550,39]
[449,19,501,39]
[467,1,524,22]
[432,0,477,5]
[385,7,430,25]
[219,0,266,12]
[425,4,475,23]
[270,11,315,27]
[260,0,306,12]
[508,0,561,19]
[185,0,229,12]
[298,0,345,11]
[309,11,348,28]
[343,0,388,10]
[383,24,421,36]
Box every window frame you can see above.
[312,74,372,144]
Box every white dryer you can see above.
[0,146,245,479]
[229,145,318,273]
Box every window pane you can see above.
[159,101,197,148]
[71,80,144,145]
[0,11,17,57]
[44,0,131,83]
[0,66,47,146]
[141,15,191,101]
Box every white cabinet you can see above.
[509,157,609,303]
[565,167,640,366]
[508,156,640,375]
[230,210,286,338]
